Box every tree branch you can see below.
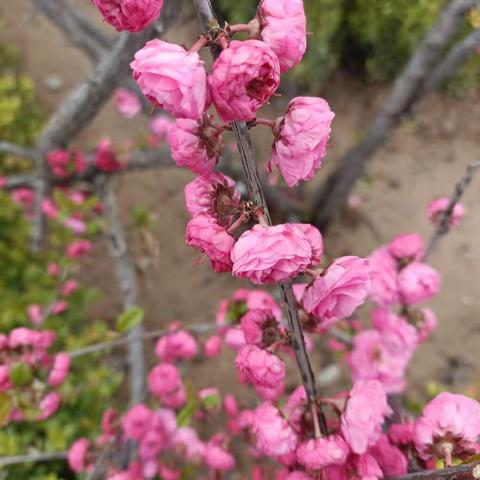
[424,28,480,92]
[0,142,35,161]
[192,0,327,435]
[95,178,146,405]
[388,461,480,480]
[423,160,480,261]
[310,0,477,230]
[68,323,216,359]
[0,451,68,468]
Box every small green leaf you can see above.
[10,362,33,387]
[201,393,221,410]
[0,393,12,427]
[116,307,144,332]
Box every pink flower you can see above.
[257,0,307,73]
[341,380,392,454]
[155,330,198,362]
[235,344,285,399]
[283,386,307,430]
[269,97,334,187]
[38,392,61,420]
[292,223,323,266]
[61,280,78,297]
[68,438,91,473]
[91,0,163,32]
[150,115,173,140]
[397,262,441,305]
[185,213,235,273]
[388,422,415,446]
[47,150,70,178]
[168,118,220,175]
[428,197,465,227]
[388,233,424,262]
[41,199,60,219]
[0,177,5,189]
[240,308,279,346]
[148,363,186,408]
[114,88,141,118]
[231,223,312,285]
[371,308,418,355]
[252,402,298,456]
[370,434,408,476]
[184,172,241,224]
[223,394,238,417]
[47,262,60,276]
[28,304,43,325]
[204,335,222,357]
[347,330,410,393]
[173,427,205,461]
[302,256,370,328]
[224,327,246,350]
[204,442,235,471]
[131,39,207,120]
[122,404,153,440]
[208,40,280,121]
[64,217,86,235]
[51,300,68,315]
[67,240,92,258]
[11,188,34,208]
[297,435,350,470]
[368,247,400,306]
[48,352,71,387]
[413,307,438,342]
[413,392,480,461]
[95,138,123,172]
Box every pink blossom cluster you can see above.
[0,328,70,423]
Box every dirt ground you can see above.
[1,0,480,400]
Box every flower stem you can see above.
[190,35,210,52]
[256,118,276,129]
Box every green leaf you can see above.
[9,362,33,387]
[201,393,221,410]
[116,307,144,332]
[0,392,12,427]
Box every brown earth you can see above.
[1,0,480,401]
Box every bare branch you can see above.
[0,451,68,468]
[96,178,146,405]
[388,461,480,480]
[424,28,480,92]
[31,0,110,63]
[310,0,477,230]
[423,160,480,261]
[0,141,35,161]
[69,323,216,359]
[192,0,327,435]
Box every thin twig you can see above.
[310,0,477,230]
[0,142,36,161]
[68,323,216,359]
[96,178,146,405]
[423,160,480,261]
[0,451,68,468]
[192,0,327,435]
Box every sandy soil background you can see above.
[1,0,480,400]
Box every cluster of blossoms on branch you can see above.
[0,328,70,424]
[1,0,471,478]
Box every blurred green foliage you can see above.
[0,45,122,479]
[0,44,44,174]
[213,0,479,91]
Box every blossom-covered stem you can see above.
[424,160,480,261]
[192,0,327,435]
